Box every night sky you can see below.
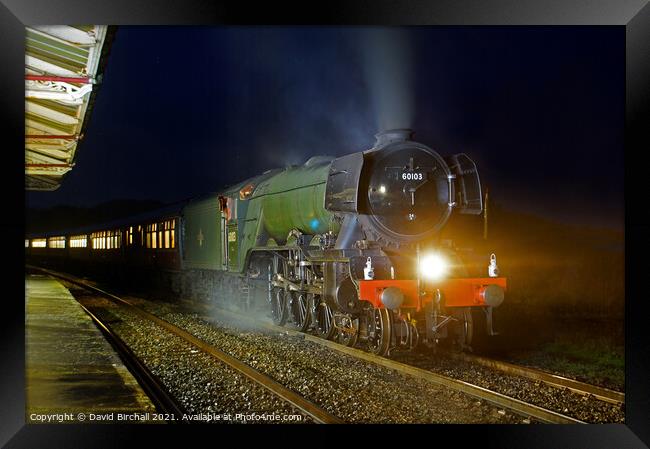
[26,26,624,229]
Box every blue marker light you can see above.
[310,218,320,231]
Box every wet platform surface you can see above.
[25,274,156,422]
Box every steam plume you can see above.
[360,29,415,132]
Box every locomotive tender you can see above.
[26,129,506,356]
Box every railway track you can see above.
[32,266,622,424]
[199,304,587,424]
[155,295,624,422]
[185,296,624,412]
[76,301,187,421]
[31,266,341,424]
[449,352,624,406]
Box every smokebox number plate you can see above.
[401,172,425,181]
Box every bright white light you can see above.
[419,253,448,280]
[379,185,386,194]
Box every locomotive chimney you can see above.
[374,128,414,148]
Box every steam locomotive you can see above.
[26,129,506,356]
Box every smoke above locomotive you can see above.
[360,29,414,133]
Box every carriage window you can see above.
[32,238,46,248]
[164,219,174,248]
[25,239,29,248]
[171,220,175,249]
[91,230,121,249]
[144,220,176,249]
[146,224,157,248]
[91,231,102,249]
[70,235,87,248]
[141,220,177,249]
[48,236,66,248]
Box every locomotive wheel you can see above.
[289,291,311,332]
[366,308,391,356]
[270,288,289,326]
[314,298,337,340]
[337,315,359,347]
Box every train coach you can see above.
[26,204,183,283]
[27,128,507,356]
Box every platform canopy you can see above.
[25,25,114,191]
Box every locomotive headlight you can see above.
[419,253,448,281]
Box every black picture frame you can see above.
[2,1,648,447]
